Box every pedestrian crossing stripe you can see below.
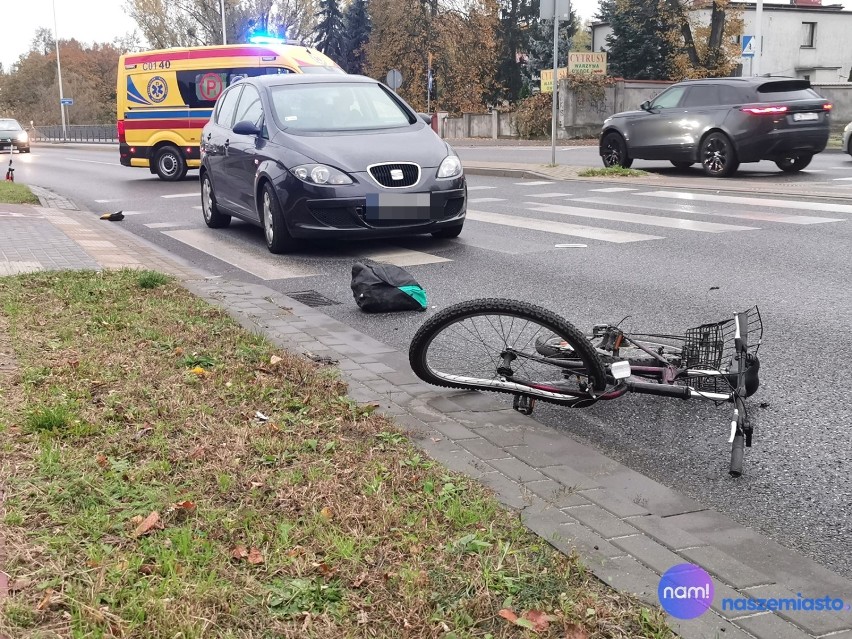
[641,191,852,215]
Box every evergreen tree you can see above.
[523,11,577,89]
[598,0,677,80]
[314,0,346,64]
[496,0,539,101]
[342,0,371,74]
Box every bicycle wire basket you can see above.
[681,306,763,392]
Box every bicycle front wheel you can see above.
[409,299,607,406]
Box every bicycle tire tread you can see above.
[408,299,607,405]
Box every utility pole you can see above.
[542,0,569,166]
[753,0,763,76]
[221,0,227,45]
[52,0,68,141]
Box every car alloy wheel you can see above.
[775,154,812,173]
[701,133,738,177]
[600,132,633,169]
[202,176,213,223]
[263,190,275,246]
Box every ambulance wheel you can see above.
[154,145,188,182]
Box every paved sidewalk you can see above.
[2,190,852,639]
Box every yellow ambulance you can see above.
[116,41,343,181]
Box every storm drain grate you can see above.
[286,290,341,307]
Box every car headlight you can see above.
[290,164,353,185]
[437,155,462,179]
[17,131,28,142]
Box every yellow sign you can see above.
[540,67,568,94]
[568,51,607,74]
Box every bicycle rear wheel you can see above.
[409,299,607,406]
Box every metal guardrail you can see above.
[31,125,118,143]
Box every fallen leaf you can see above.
[270,355,283,365]
[351,571,368,588]
[174,347,184,356]
[247,547,264,565]
[67,359,80,369]
[188,446,205,460]
[522,610,551,632]
[565,623,589,639]
[286,546,302,558]
[191,366,206,376]
[319,506,332,521]
[131,511,162,538]
[174,500,196,511]
[138,564,155,575]
[37,588,57,610]
[315,562,333,576]
[498,609,518,624]
[96,455,108,468]
[130,515,144,526]
[231,545,249,560]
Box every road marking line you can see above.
[588,187,637,193]
[94,199,116,203]
[514,180,554,186]
[162,229,317,280]
[192,205,203,210]
[468,197,506,203]
[145,222,184,229]
[528,192,572,198]
[466,209,663,243]
[63,157,117,166]
[357,246,451,266]
[526,202,758,233]
[576,196,843,225]
[118,210,146,216]
[641,190,852,214]
[832,177,852,181]
[161,193,199,199]
[466,185,497,191]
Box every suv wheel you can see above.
[600,132,633,169]
[775,154,812,173]
[701,132,739,177]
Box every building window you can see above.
[801,22,816,48]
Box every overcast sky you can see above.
[0,0,604,71]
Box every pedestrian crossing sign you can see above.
[742,35,755,58]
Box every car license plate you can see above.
[793,112,819,121]
[366,193,432,220]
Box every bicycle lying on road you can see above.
[409,300,763,477]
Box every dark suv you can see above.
[599,77,831,177]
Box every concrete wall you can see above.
[440,80,852,139]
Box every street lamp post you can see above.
[52,0,68,141]
[221,0,227,45]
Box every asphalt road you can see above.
[10,143,852,579]
[455,141,852,182]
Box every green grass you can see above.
[0,270,673,639]
[0,182,39,204]
[578,166,650,178]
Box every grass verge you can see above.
[577,167,649,178]
[0,269,673,639]
[0,182,39,205]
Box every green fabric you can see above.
[399,285,427,308]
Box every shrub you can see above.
[513,93,553,139]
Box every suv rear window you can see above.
[757,81,821,102]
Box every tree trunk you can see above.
[707,1,726,70]
[665,0,700,67]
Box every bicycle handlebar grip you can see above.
[730,433,745,477]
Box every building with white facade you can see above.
[590,0,852,82]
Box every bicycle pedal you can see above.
[513,394,535,415]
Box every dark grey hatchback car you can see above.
[599,77,831,177]
[200,74,466,253]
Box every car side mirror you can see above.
[640,100,651,112]
[418,112,433,125]
[233,120,261,136]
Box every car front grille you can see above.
[308,205,360,228]
[368,163,420,188]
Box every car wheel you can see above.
[154,145,188,181]
[701,132,739,177]
[201,172,231,228]
[775,154,812,173]
[671,161,693,169]
[600,132,633,169]
[20,147,31,154]
[261,182,297,254]
[432,223,463,239]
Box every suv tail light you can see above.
[117,120,126,143]
[823,103,833,111]
[740,105,788,115]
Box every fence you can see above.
[31,124,118,143]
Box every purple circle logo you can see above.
[658,563,714,619]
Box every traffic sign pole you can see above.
[754,0,763,76]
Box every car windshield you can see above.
[0,120,22,131]
[269,83,414,131]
